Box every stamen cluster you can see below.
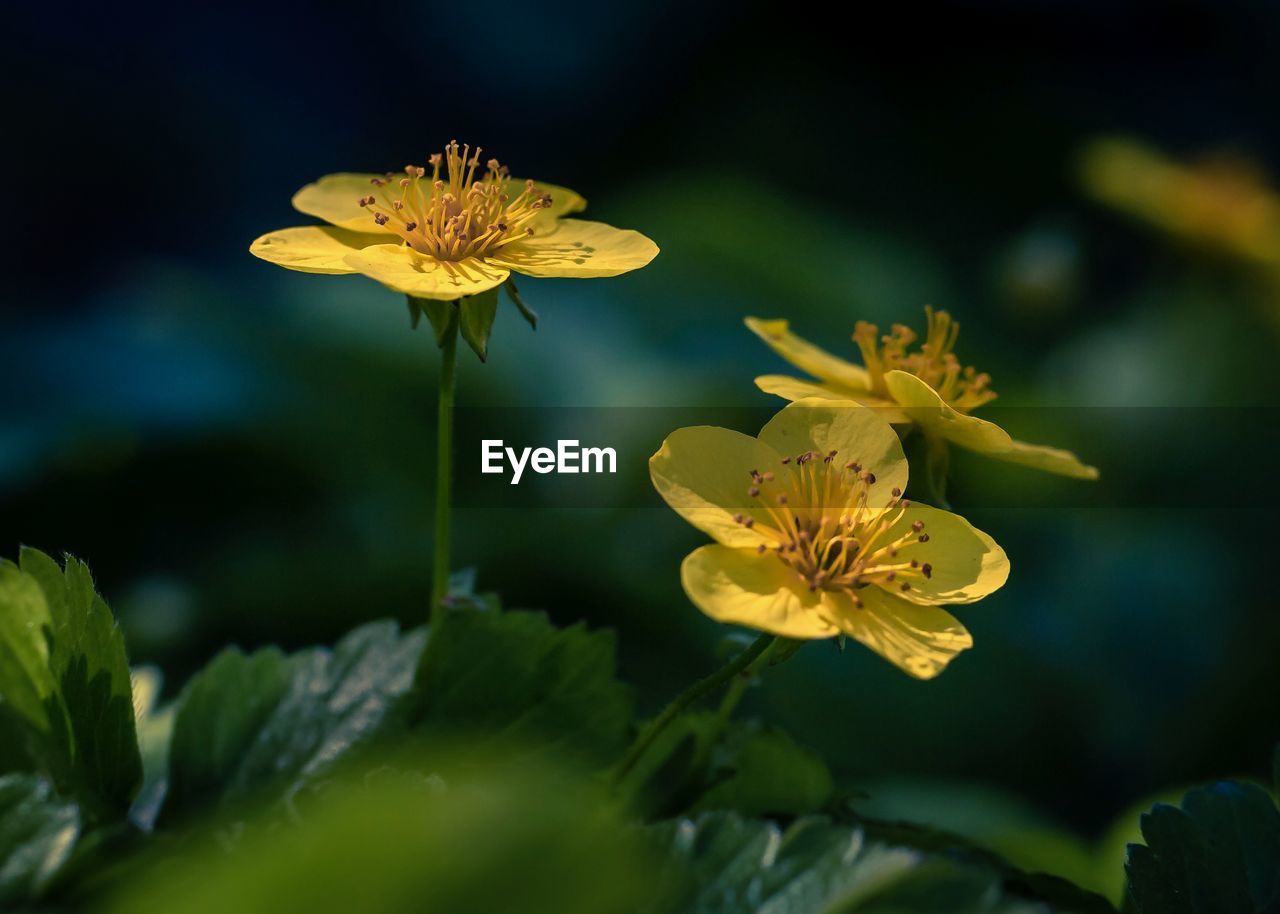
[732,449,935,603]
[853,306,996,412]
[357,141,552,261]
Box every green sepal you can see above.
[406,295,457,347]
[405,297,423,330]
[504,277,539,330]
[904,429,951,509]
[458,288,499,362]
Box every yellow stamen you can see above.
[852,306,997,412]
[356,141,551,262]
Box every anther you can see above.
[922,563,933,579]
[748,486,760,497]
[863,472,877,484]
[777,495,788,505]
[373,213,389,225]
[918,533,930,543]
[900,582,911,592]
[911,520,925,532]
[405,221,417,231]
[891,487,902,498]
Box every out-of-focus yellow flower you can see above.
[745,308,1098,480]
[1080,137,1280,266]
[250,141,658,300]
[649,399,1009,679]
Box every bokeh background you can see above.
[5,0,1279,897]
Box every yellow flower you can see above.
[1080,137,1280,266]
[249,141,659,300]
[745,308,1098,480]
[649,399,1009,679]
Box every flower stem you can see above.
[429,313,459,624]
[611,633,776,785]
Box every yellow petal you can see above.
[341,246,508,300]
[649,427,786,548]
[292,173,398,234]
[505,178,587,226]
[249,226,382,274]
[873,504,1009,605]
[755,376,910,423]
[681,545,838,639]
[487,219,659,278]
[985,438,1100,480]
[882,370,1014,453]
[757,398,908,503]
[883,370,1098,480]
[822,588,972,679]
[744,318,872,392]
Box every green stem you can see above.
[429,314,459,624]
[612,633,776,785]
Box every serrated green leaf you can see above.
[648,814,1045,914]
[0,551,141,821]
[0,561,57,738]
[647,813,1099,914]
[162,621,424,822]
[458,288,499,361]
[619,716,833,822]
[413,610,632,766]
[695,723,833,817]
[0,774,80,905]
[1125,781,1280,914]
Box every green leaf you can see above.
[650,814,1039,911]
[458,288,499,361]
[504,277,539,330]
[1125,780,1280,914]
[694,723,833,817]
[648,813,1100,913]
[413,609,633,766]
[107,762,661,914]
[0,774,80,905]
[620,716,833,821]
[162,621,425,822]
[0,562,57,742]
[0,551,141,821]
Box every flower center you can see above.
[356,141,552,262]
[732,450,935,604]
[852,307,996,412]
